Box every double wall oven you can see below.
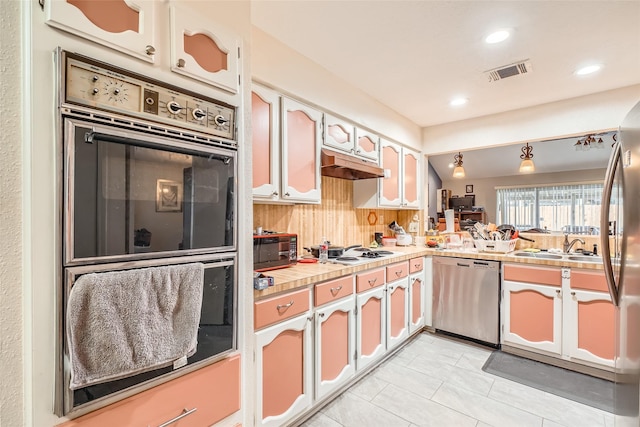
[56,50,239,415]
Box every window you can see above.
[496,183,604,232]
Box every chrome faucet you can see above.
[563,233,585,253]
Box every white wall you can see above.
[252,27,422,151]
[1,1,25,426]
[423,84,640,155]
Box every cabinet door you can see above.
[354,127,379,163]
[255,314,313,427]
[379,139,402,207]
[45,0,156,62]
[324,114,355,154]
[409,271,425,334]
[402,147,420,208]
[565,289,615,368]
[356,286,386,371]
[281,98,322,204]
[386,278,409,349]
[169,5,240,93]
[502,280,562,355]
[315,296,356,400]
[252,86,281,200]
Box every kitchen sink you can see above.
[566,255,603,263]
[512,252,563,260]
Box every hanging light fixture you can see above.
[519,142,535,173]
[574,134,605,151]
[452,152,465,178]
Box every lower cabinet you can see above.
[255,289,313,427]
[423,257,434,327]
[355,285,387,371]
[502,264,615,369]
[56,355,241,427]
[408,257,427,333]
[314,295,356,399]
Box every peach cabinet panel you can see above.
[356,286,386,371]
[256,314,312,427]
[45,0,156,62]
[315,275,354,307]
[386,261,409,282]
[504,264,562,287]
[356,268,385,293]
[254,288,310,330]
[403,149,419,206]
[170,5,240,93]
[56,355,240,427]
[315,296,356,399]
[354,128,380,163]
[502,280,562,355]
[386,278,409,349]
[252,86,281,199]
[281,98,322,203]
[380,142,401,206]
[409,257,424,274]
[570,270,608,292]
[324,114,355,153]
[409,272,425,333]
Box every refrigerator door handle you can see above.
[601,140,621,306]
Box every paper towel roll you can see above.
[444,209,455,233]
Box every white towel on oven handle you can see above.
[66,263,204,389]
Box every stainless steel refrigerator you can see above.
[601,99,640,426]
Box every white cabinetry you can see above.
[354,127,380,163]
[252,85,281,200]
[386,262,410,349]
[408,257,426,334]
[323,115,380,164]
[355,285,386,371]
[423,257,434,327]
[353,140,420,209]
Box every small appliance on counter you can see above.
[253,233,298,272]
[388,221,412,246]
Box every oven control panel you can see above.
[63,54,236,141]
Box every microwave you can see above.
[253,233,298,272]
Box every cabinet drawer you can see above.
[409,257,424,273]
[504,264,562,287]
[387,261,409,282]
[57,355,241,427]
[356,268,385,293]
[571,270,608,292]
[254,288,311,330]
[315,275,354,307]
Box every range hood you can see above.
[321,149,385,180]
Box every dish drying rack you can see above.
[470,222,518,253]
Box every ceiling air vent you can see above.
[485,60,532,82]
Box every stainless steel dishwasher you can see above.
[432,256,500,346]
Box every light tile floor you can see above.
[300,332,614,427]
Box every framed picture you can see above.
[466,184,474,194]
[156,179,182,212]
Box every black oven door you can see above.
[59,254,237,415]
[63,118,236,265]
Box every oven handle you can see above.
[84,131,233,164]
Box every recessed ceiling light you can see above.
[485,29,510,44]
[450,97,468,107]
[575,64,602,76]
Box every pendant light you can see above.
[519,142,535,173]
[452,152,465,178]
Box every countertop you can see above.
[254,245,604,300]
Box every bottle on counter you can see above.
[319,236,329,263]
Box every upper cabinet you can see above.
[169,5,240,93]
[45,2,240,93]
[252,87,322,204]
[353,139,421,209]
[46,0,157,62]
[324,115,379,164]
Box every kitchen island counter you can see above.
[254,245,604,300]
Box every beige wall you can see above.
[1,1,25,426]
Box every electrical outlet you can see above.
[408,222,419,233]
[378,214,385,225]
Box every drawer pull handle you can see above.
[156,407,197,427]
[277,300,294,311]
[330,285,343,295]
[556,290,562,298]
[368,278,377,286]
[414,263,421,269]
[395,270,403,277]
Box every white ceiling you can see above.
[427,132,616,180]
[251,1,640,128]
